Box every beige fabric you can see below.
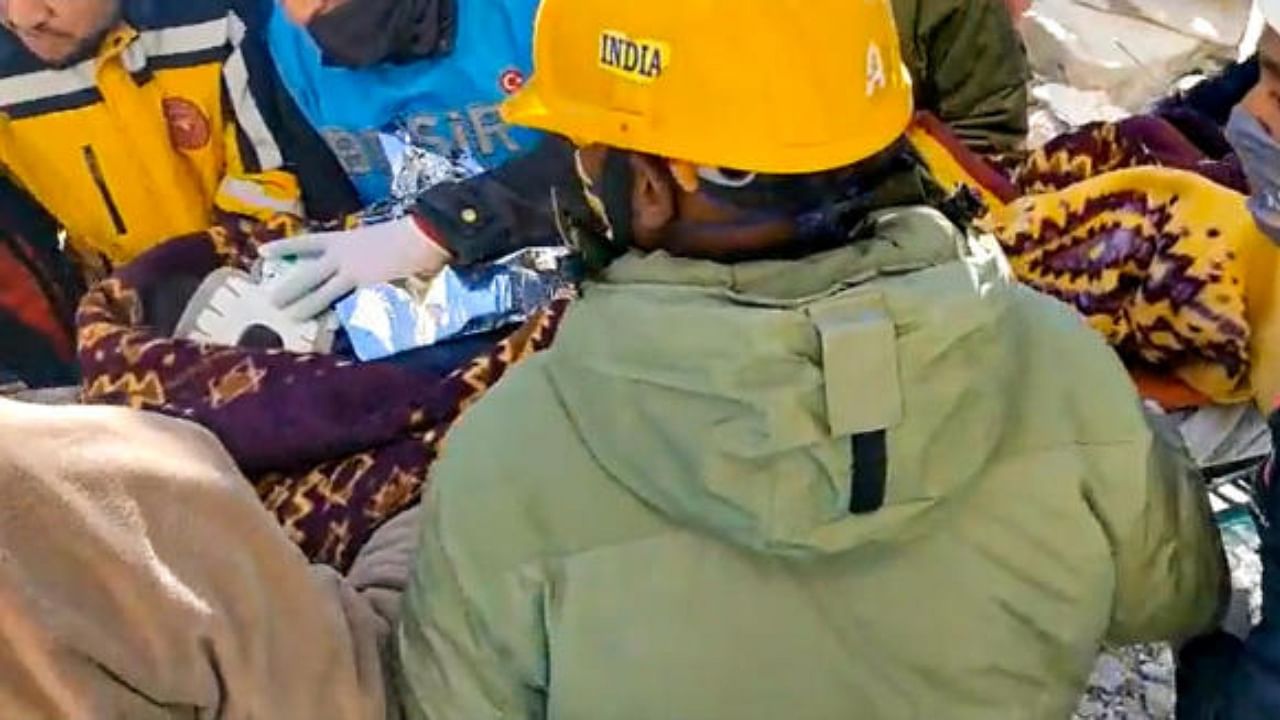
[0,399,402,720]
[348,505,422,633]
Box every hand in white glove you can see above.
[260,216,451,321]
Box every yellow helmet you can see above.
[502,0,914,176]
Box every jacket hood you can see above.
[545,207,1020,557]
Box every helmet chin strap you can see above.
[599,149,637,253]
[554,149,639,275]
[600,151,801,262]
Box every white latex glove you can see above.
[261,216,450,321]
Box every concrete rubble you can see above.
[1021,0,1259,145]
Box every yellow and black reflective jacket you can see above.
[0,0,328,264]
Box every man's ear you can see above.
[630,154,677,237]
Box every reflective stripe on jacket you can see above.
[0,0,301,264]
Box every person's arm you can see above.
[411,135,579,266]
[1170,57,1261,127]
[1088,410,1227,646]
[215,7,326,222]
[0,401,391,720]
[397,490,546,720]
[262,137,577,320]
[263,74,363,223]
[909,0,1030,154]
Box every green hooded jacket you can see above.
[398,207,1224,720]
[894,0,1031,153]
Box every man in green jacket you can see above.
[396,1,1224,718]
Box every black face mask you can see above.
[561,148,637,274]
[308,0,457,68]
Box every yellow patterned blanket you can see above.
[77,215,570,569]
[912,113,1280,408]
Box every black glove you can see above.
[1255,412,1280,621]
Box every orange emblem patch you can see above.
[162,97,212,151]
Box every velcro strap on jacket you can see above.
[807,292,902,437]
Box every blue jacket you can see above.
[1177,541,1280,719]
[1178,411,1280,719]
[267,0,543,206]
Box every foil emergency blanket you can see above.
[336,126,574,361]
[336,246,575,361]
[359,129,484,225]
